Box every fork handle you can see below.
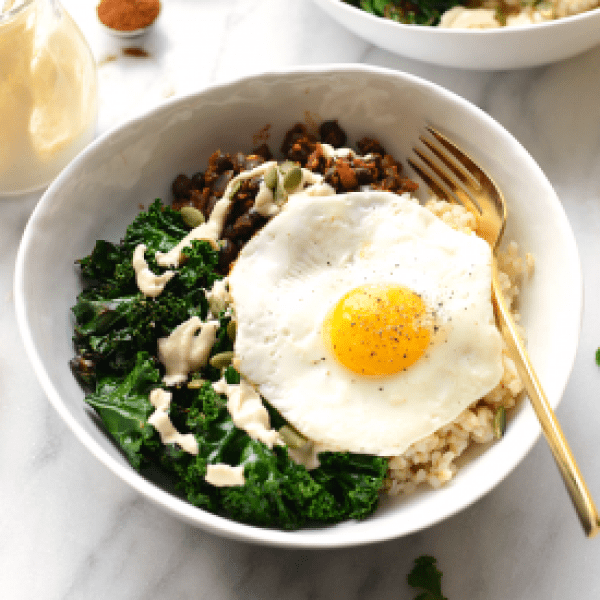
[493,273,600,537]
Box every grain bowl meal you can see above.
[343,0,600,28]
[70,120,533,529]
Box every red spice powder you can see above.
[97,0,160,32]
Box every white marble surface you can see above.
[3,0,600,598]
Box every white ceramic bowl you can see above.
[15,65,581,547]
[313,0,600,70]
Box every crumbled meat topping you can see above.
[170,120,419,273]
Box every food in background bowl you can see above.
[343,0,600,28]
[313,0,600,69]
[70,120,532,529]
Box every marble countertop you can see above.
[3,1,600,598]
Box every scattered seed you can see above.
[493,406,506,439]
[187,378,207,389]
[209,350,235,370]
[279,160,297,174]
[227,320,237,341]
[283,166,302,191]
[274,185,287,205]
[180,206,205,228]
[263,165,278,190]
[229,180,241,199]
[279,425,308,449]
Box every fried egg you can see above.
[228,191,503,456]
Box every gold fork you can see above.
[408,127,599,537]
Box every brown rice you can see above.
[384,198,534,495]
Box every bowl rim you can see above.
[315,0,600,35]
[14,63,583,548]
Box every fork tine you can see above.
[426,127,507,239]
[427,127,488,189]
[412,145,482,215]
[420,135,481,193]
[407,157,452,204]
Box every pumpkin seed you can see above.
[180,206,205,228]
[279,425,308,449]
[493,406,506,439]
[228,179,241,199]
[279,160,296,174]
[274,185,287,205]
[187,378,207,389]
[209,350,235,370]
[283,166,302,191]
[263,165,278,190]
[227,320,237,341]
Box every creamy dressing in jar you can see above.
[0,0,98,194]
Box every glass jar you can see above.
[0,0,98,195]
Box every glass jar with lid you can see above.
[0,0,98,195]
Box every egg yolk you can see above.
[323,284,432,376]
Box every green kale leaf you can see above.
[73,198,389,530]
[85,351,161,469]
[344,0,460,26]
[72,200,220,383]
[155,380,388,529]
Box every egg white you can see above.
[228,191,503,456]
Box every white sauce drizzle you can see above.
[439,6,501,27]
[319,143,373,162]
[261,164,337,216]
[132,244,175,298]
[155,161,278,268]
[148,388,199,454]
[206,277,232,318]
[156,156,342,270]
[253,179,281,217]
[158,317,219,386]
[286,441,322,471]
[297,168,335,198]
[143,148,370,467]
[205,463,245,487]
[212,377,282,449]
[319,143,355,160]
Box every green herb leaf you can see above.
[407,555,447,600]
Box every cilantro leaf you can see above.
[407,555,447,600]
[595,348,600,366]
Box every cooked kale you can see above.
[72,199,218,381]
[72,199,387,529]
[344,0,461,26]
